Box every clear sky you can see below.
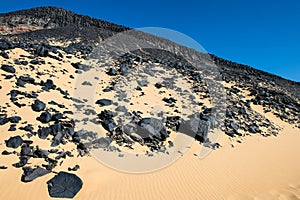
[0,0,299,82]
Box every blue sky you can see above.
[0,0,299,82]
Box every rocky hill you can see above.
[0,6,299,199]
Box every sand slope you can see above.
[0,47,300,200]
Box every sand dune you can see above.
[0,40,300,200]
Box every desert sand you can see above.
[0,47,300,200]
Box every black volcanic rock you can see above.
[71,62,91,71]
[19,75,35,84]
[5,136,23,148]
[12,156,29,168]
[41,79,55,90]
[35,45,49,57]
[1,64,15,73]
[0,51,9,59]
[47,171,83,198]
[107,68,117,76]
[33,148,49,158]
[101,118,116,132]
[29,59,39,65]
[31,99,46,112]
[92,137,113,148]
[120,64,131,75]
[0,117,10,125]
[0,6,298,200]
[20,144,33,156]
[95,99,112,106]
[98,110,116,120]
[37,127,52,139]
[68,165,80,172]
[0,39,13,50]
[9,116,22,123]
[137,118,169,141]
[230,122,238,132]
[21,166,50,182]
[38,111,52,123]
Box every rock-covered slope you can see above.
[0,6,299,199]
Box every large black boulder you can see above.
[5,136,23,148]
[31,100,46,112]
[1,64,15,73]
[47,172,83,199]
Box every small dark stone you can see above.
[37,127,52,139]
[9,116,22,123]
[12,156,29,168]
[120,64,131,75]
[1,64,15,73]
[2,150,12,155]
[20,60,28,65]
[248,125,257,133]
[35,46,49,57]
[137,80,148,87]
[8,124,17,131]
[41,79,55,90]
[95,99,112,106]
[98,110,116,120]
[138,118,169,141]
[0,51,9,59]
[51,113,64,121]
[68,165,80,171]
[162,97,177,104]
[0,117,10,125]
[115,106,127,112]
[16,78,26,87]
[51,132,64,147]
[155,82,163,89]
[19,76,35,84]
[230,122,238,132]
[20,144,32,156]
[34,148,49,158]
[107,68,117,76]
[71,62,90,71]
[31,99,46,112]
[5,136,23,148]
[38,111,52,123]
[81,81,92,86]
